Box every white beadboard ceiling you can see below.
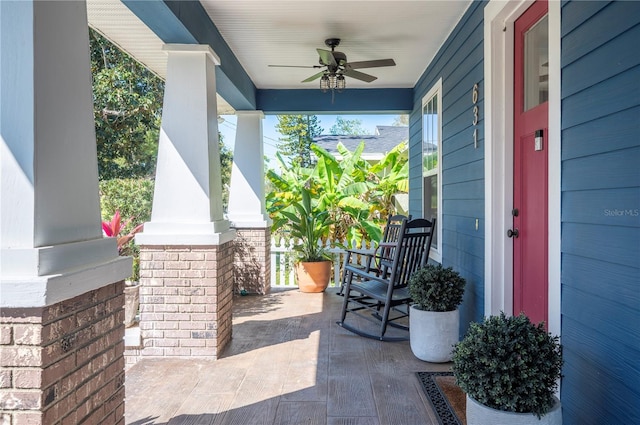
[87,0,472,113]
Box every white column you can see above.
[0,1,131,307]
[227,111,271,227]
[136,44,234,245]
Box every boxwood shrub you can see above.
[407,264,465,312]
[451,312,562,418]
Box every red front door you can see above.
[513,0,549,325]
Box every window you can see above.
[422,80,442,261]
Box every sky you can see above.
[218,114,403,162]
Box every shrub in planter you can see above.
[407,264,465,362]
[452,312,562,419]
[408,264,465,312]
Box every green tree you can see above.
[329,116,368,135]
[275,115,323,167]
[218,134,233,211]
[90,28,164,180]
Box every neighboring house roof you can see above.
[313,125,408,160]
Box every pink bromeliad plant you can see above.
[102,210,144,253]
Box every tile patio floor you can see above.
[125,287,452,425]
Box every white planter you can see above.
[466,395,562,425]
[124,282,140,328]
[409,305,459,362]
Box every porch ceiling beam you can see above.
[256,88,414,114]
[122,0,256,111]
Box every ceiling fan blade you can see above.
[346,59,396,69]
[317,48,337,67]
[343,69,377,83]
[268,64,323,68]
[302,71,326,83]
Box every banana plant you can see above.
[366,141,409,220]
[266,140,409,249]
[310,143,380,246]
[279,183,333,262]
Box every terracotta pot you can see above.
[295,261,332,293]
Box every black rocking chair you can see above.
[336,217,436,341]
[336,214,409,295]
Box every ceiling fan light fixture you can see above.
[336,74,346,92]
[269,38,395,92]
[320,74,330,92]
[328,73,337,89]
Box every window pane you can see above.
[422,86,440,254]
[524,15,548,111]
[423,175,438,249]
[423,97,438,176]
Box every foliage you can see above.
[280,183,333,262]
[408,264,465,312]
[366,141,409,219]
[99,178,154,280]
[102,210,144,253]
[218,134,233,210]
[267,140,409,248]
[329,116,368,135]
[99,178,154,227]
[311,144,381,245]
[90,29,164,180]
[452,313,563,418]
[275,115,323,167]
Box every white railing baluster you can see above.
[286,238,295,286]
[269,238,278,286]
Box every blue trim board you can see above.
[120,0,196,44]
[122,0,256,110]
[256,89,413,114]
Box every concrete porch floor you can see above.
[125,288,452,425]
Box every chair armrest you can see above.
[344,248,376,257]
[343,248,378,272]
[344,264,392,285]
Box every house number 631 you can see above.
[472,83,479,148]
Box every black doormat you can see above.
[416,371,466,425]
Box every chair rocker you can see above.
[336,214,408,296]
[336,217,436,341]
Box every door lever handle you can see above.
[507,228,519,238]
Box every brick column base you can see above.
[138,242,234,359]
[0,281,125,425]
[233,227,271,295]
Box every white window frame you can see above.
[422,78,443,263]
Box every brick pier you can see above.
[137,242,234,359]
[233,227,271,295]
[0,281,125,424]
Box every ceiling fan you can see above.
[269,38,396,91]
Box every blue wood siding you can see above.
[409,1,485,332]
[561,1,640,423]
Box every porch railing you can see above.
[270,237,375,288]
